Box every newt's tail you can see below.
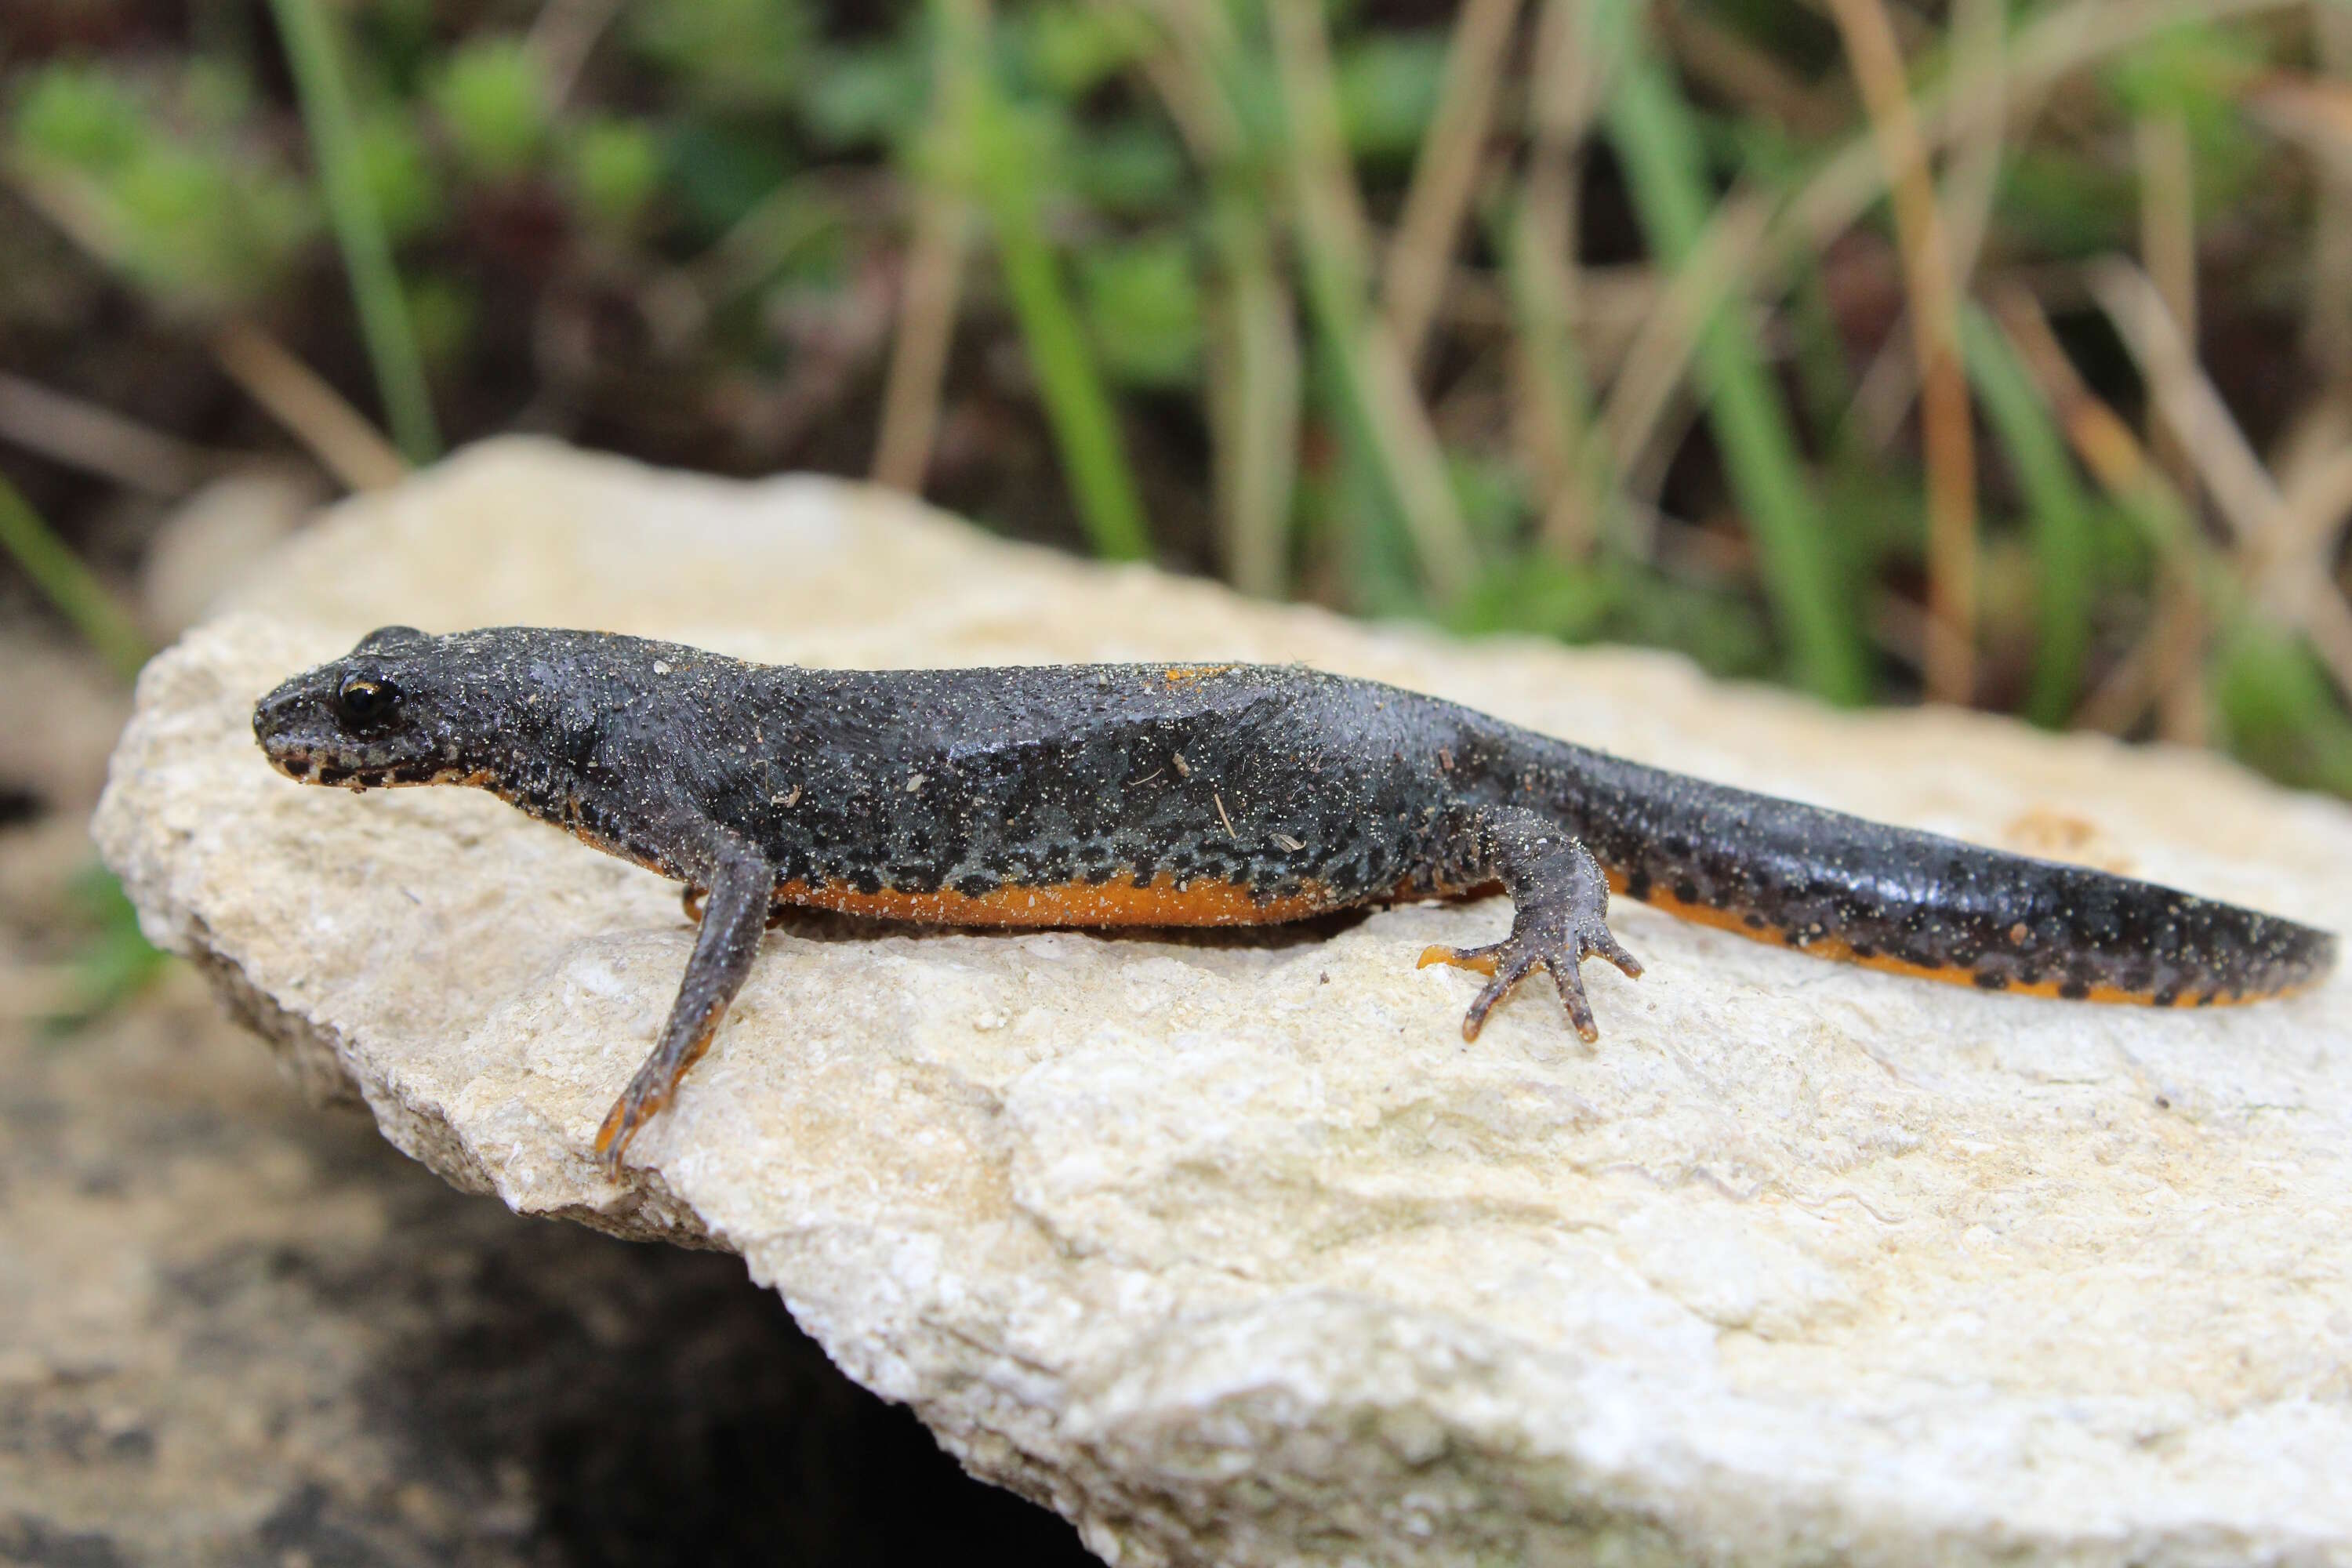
[1531,740,2336,1008]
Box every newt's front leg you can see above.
[597,831,775,1174]
[1418,806,1643,1040]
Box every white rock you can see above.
[140,461,321,638]
[95,438,2352,1566]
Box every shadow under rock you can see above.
[337,1145,1103,1568]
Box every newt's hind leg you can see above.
[1418,806,1642,1040]
[598,832,775,1176]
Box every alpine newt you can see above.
[251,626,2339,1174]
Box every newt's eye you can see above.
[336,674,401,724]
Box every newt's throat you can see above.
[268,753,492,791]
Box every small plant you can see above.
[10,60,317,318]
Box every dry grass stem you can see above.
[0,373,216,497]
[2132,111,2203,738]
[1845,0,2016,457]
[527,0,622,103]
[1270,0,1475,597]
[1991,286,2206,733]
[209,321,407,492]
[2136,112,2199,498]
[1385,0,1523,373]
[1127,0,1299,596]
[1661,9,1844,136]
[1596,189,1773,488]
[2090,259,2352,702]
[1824,0,1978,702]
[873,11,978,497]
[1521,0,1607,557]
[870,195,971,494]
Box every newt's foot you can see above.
[681,884,706,924]
[594,1070,674,1179]
[593,1094,648,1178]
[594,1067,684,1180]
[593,1000,724,1178]
[1418,918,1642,1041]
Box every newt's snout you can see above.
[252,636,474,792]
[254,680,398,789]
[252,682,332,782]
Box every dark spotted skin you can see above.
[252,626,2338,1173]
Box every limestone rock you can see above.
[94,438,2352,1566]
[5,628,1089,1563]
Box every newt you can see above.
[252,626,2337,1174]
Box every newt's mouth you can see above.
[263,750,487,793]
[266,750,399,791]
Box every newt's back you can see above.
[720,660,1478,920]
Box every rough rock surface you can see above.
[95,439,2352,1566]
[4,633,1091,1565]
[0,968,1094,1566]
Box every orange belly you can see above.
[772,873,1336,927]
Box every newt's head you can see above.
[253,625,499,790]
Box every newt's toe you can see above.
[1418,942,1501,975]
[594,1091,652,1177]
[1424,926,1639,1043]
[1589,929,1644,981]
[1548,963,1599,1041]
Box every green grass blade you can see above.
[1205,188,1301,597]
[1959,304,2097,728]
[2212,619,2352,799]
[0,473,150,681]
[1594,2,1867,703]
[1493,191,1617,559]
[1267,0,1475,604]
[267,0,441,465]
[984,191,1152,560]
[942,0,1149,561]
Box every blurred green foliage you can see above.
[1334,31,1449,162]
[12,60,316,314]
[41,862,169,1036]
[430,37,554,180]
[5,0,2352,799]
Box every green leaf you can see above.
[1079,234,1203,388]
[11,62,147,173]
[1959,305,2099,728]
[430,37,552,181]
[1994,149,2132,259]
[802,42,927,149]
[662,120,793,237]
[1069,118,1188,216]
[355,112,439,245]
[1598,0,1867,702]
[570,117,662,230]
[1334,31,1448,161]
[111,142,318,312]
[405,273,474,368]
[1447,452,1530,551]
[2101,23,2261,136]
[180,59,258,135]
[44,865,168,1036]
[1018,2,1152,97]
[627,0,813,110]
[2212,622,2352,797]
[1454,557,1616,642]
